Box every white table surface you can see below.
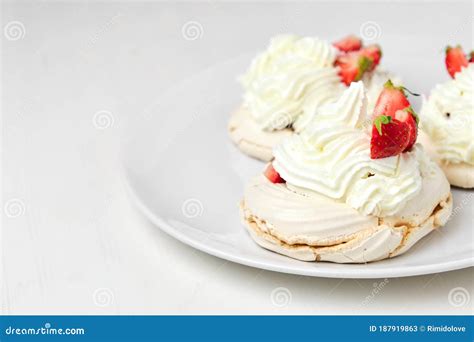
[1,0,473,315]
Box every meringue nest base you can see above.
[240,194,453,264]
[418,131,474,189]
[438,162,474,189]
[228,106,292,162]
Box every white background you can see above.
[1,0,473,314]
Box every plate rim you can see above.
[121,169,473,279]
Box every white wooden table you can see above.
[2,0,472,315]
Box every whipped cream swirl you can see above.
[293,69,401,132]
[273,82,433,217]
[241,35,343,131]
[420,64,474,165]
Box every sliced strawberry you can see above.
[264,164,285,183]
[333,35,362,53]
[335,53,372,86]
[372,80,410,118]
[370,80,420,157]
[445,45,468,78]
[370,115,410,159]
[359,44,382,71]
[394,107,418,151]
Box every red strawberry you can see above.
[264,164,285,183]
[469,51,474,63]
[370,115,410,159]
[372,80,410,118]
[333,35,362,53]
[371,80,419,156]
[394,107,419,151]
[445,46,468,78]
[335,53,372,86]
[359,44,382,71]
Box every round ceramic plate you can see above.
[121,54,473,278]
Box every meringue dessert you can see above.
[419,46,474,188]
[228,34,400,161]
[240,82,453,263]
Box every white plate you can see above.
[121,54,473,278]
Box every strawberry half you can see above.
[370,115,410,159]
[333,35,362,53]
[359,44,382,71]
[445,45,468,78]
[370,80,419,157]
[264,164,285,183]
[372,80,410,118]
[335,53,372,86]
[395,107,418,151]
